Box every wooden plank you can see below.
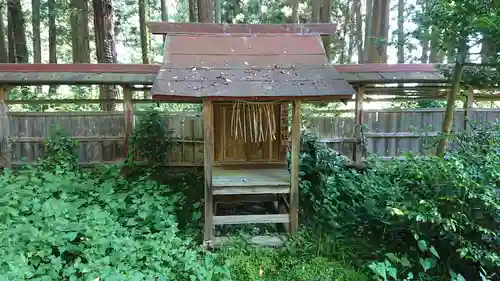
[213,186,290,195]
[212,168,290,187]
[147,22,337,35]
[203,100,214,242]
[0,72,157,85]
[213,214,290,225]
[214,235,286,248]
[290,100,301,233]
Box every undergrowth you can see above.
[296,121,499,281]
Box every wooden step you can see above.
[214,235,287,248]
[213,185,289,195]
[213,214,289,225]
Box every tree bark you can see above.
[346,0,356,64]
[139,0,149,98]
[48,0,57,96]
[339,0,351,64]
[93,0,119,111]
[367,0,390,63]
[311,0,320,23]
[71,0,90,63]
[397,0,405,63]
[7,0,29,63]
[290,0,299,23]
[6,2,15,63]
[197,0,212,23]
[436,37,467,157]
[215,0,221,23]
[354,0,363,63]
[32,0,42,95]
[189,0,197,22]
[160,0,168,41]
[363,0,372,62]
[320,0,332,61]
[0,3,8,63]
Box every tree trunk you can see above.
[71,0,90,63]
[93,0,119,111]
[290,0,299,23]
[367,0,390,63]
[7,0,29,63]
[420,28,429,63]
[428,27,441,63]
[48,0,57,96]
[189,0,197,22]
[32,0,42,95]
[197,0,212,23]
[397,0,405,63]
[354,0,363,63]
[160,0,168,41]
[436,37,467,157]
[139,0,149,98]
[6,3,15,63]
[363,0,372,62]
[346,0,356,64]
[311,0,320,23]
[320,0,331,61]
[0,3,8,63]
[339,0,351,64]
[215,0,221,23]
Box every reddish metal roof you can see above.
[150,33,355,101]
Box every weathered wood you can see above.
[147,22,337,35]
[289,100,301,233]
[203,100,214,243]
[464,86,474,131]
[353,87,364,162]
[213,214,290,225]
[212,167,290,194]
[214,235,286,248]
[0,86,10,168]
[123,86,133,157]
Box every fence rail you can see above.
[1,108,499,167]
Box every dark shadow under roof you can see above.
[150,33,355,101]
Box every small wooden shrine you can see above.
[148,23,355,247]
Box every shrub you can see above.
[296,122,500,280]
[0,166,229,281]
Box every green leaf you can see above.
[417,240,428,252]
[419,257,437,272]
[429,246,440,258]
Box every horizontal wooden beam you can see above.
[147,22,337,35]
[213,214,290,225]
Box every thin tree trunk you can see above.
[0,3,8,63]
[339,0,351,64]
[48,0,57,96]
[420,28,429,63]
[139,0,149,98]
[7,0,29,63]
[354,0,363,63]
[6,3,15,63]
[397,0,405,63]
[71,0,90,63]
[93,0,119,111]
[197,0,212,23]
[215,0,221,23]
[428,27,440,63]
[189,0,197,22]
[290,0,299,23]
[32,0,42,95]
[367,0,389,62]
[320,0,332,61]
[436,37,467,156]
[363,0,372,62]
[160,0,168,41]
[311,0,320,23]
[346,0,356,64]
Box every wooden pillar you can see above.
[290,100,301,233]
[464,86,474,131]
[0,86,10,168]
[123,86,133,157]
[203,100,214,244]
[353,86,364,162]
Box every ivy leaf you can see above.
[429,246,440,258]
[420,257,437,272]
[418,240,428,252]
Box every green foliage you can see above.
[296,121,500,280]
[128,108,175,166]
[217,241,368,281]
[39,125,79,174]
[0,161,229,281]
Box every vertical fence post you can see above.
[123,85,134,158]
[353,86,365,162]
[0,86,11,168]
[464,86,474,131]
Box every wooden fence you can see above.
[1,108,499,167]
